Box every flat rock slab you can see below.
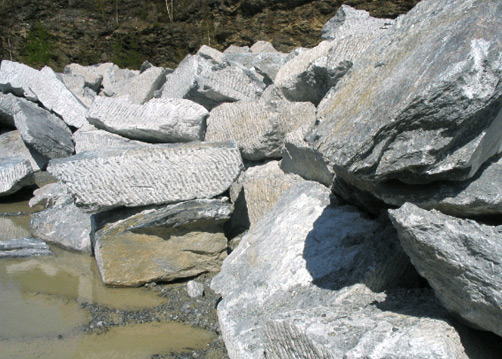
[206,100,316,160]
[0,157,34,196]
[0,130,46,172]
[14,97,74,159]
[0,237,53,258]
[0,60,39,101]
[73,126,148,154]
[87,97,207,143]
[389,203,502,337]
[94,199,231,286]
[312,0,502,186]
[47,141,243,211]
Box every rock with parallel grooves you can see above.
[87,97,208,143]
[57,73,96,108]
[30,66,88,128]
[222,51,288,83]
[0,60,39,101]
[64,63,103,91]
[161,54,265,110]
[311,0,502,186]
[0,237,53,258]
[73,125,148,154]
[0,130,47,172]
[47,141,243,211]
[0,157,34,196]
[102,66,166,104]
[14,98,74,159]
[197,45,224,63]
[0,93,20,128]
[93,199,231,286]
[205,100,316,160]
[389,203,502,337]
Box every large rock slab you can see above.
[389,203,502,337]
[47,141,243,211]
[161,55,265,110]
[312,0,502,186]
[0,157,34,196]
[0,60,39,101]
[0,93,19,128]
[102,66,166,104]
[14,98,74,159]
[228,161,304,234]
[87,97,207,143]
[57,73,96,108]
[94,199,231,286]
[280,126,335,187]
[72,125,148,154]
[205,100,316,160]
[0,131,46,172]
[0,238,53,258]
[212,182,479,358]
[64,63,103,91]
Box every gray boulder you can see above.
[93,199,231,286]
[197,45,224,63]
[0,130,46,172]
[223,45,251,54]
[29,182,69,209]
[186,280,205,298]
[99,63,137,92]
[102,66,166,104]
[389,203,502,337]
[311,0,502,187]
[0,93,19,128]
[161,54,265,110]
[47,141,243,211]
[0,237,53,258]
[0,60,39,101]
[72,125,148,153]
[0,157,34,196]
[87,97,207,143]
[205,100,316,160]
[57,73,96,108]
[223,51,288,83]
[280,126,335,187]
[64,63,103,91]
[14,98,74,159]
[250,40,278,53]
[212,182,475,358]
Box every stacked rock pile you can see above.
[1,0,502,357]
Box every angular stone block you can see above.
[0,130,46,172]
[0,60,39,101]
[64,63,103,91]
[73,126,148,154]
[0,157,34,196]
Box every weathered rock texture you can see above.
[0,130,46,172]
[212,182,478,358]
[161,55,265,110]
[57,73,96,108]
[87,97,208,143]
[64,63,103,91]
[312,0,502,188]
[206,100,316,160]
[0,237,53,258]
[94,199,231,286]
[0,93,20,128]
[280,126,335,187]
[0,157,34,196]
[47,141,243,211]
[0,60,39,101]
[389,203,502,337]
[29,182,69,209]
[222,51,288,83]
[72,126,148,154]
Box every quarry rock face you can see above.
[87,97,208,143]
[47,141,243,211]
[0,157,34,196]
[72,126,148,154]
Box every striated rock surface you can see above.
[64,63,103,91]
[87,97,207,143]
[206,100,316,160]
[0,60,39,101]
[73,125,148,153]
[0,237,53,258]
[47,141,243,211]
[212,182,479,358]
[280,126,335,187]
[389,203,502,337]
[0,93,19,128]
[0,130,46,172]
[229,161,305,234]
[222,51,288,83]
[94,199,231,286]
[312,0,502,187]
[14,98,74,160]
[161,54,265,110]
[102,66,166,104]
[0,157,34,196]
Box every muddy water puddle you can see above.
[0,200,218,359]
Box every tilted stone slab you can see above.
[0,157,34,196]
[161,54,265,110]
[206,100,316,160]
[99,63,137,92]
[389,203,502,337]
[0,60,38,101]
[57,73,96,108]
[0,237,53,258]
[102,66,166,104]
[312,0,502,186]
[0,130,46,172]
[223,51,288,83]
[197,45,224,63]
[47,141,243,211]
[64,63,103,91]
[94,199,231,286]
[73,126,148,154]
[280,126,335,187]
[87,97,207,143]
[0,93,19,128]
[14,98,74,159]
